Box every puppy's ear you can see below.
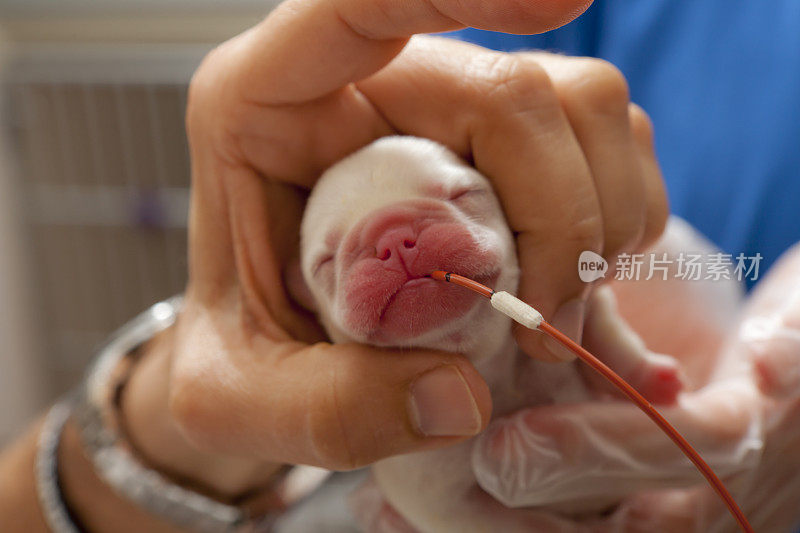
[284,254,318,313]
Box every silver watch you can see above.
[72,296,270,533]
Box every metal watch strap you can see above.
[72,296,254,533]
[35,397,83,533]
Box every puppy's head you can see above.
[300,137,518,354]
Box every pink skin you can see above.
[580,285,686,405]
[301,138,697,532]
[338,200,500,343]
[302,137,685,399]
[333,194,684,402]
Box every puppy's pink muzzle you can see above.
[339,200,500,343]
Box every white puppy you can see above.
[299,136,683,532]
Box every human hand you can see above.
[351,221,766,532]
[120,0,669,501]
[471,219,761,512]
[610,241,800,533]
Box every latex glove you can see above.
[350,220,771,532]
[471,218,762,513]
[614,241,800,533]
[350,474,615,533]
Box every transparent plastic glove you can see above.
[471,381,761,513]
[350,476,423,533]
[743,242,800,400]
[610,218,745,385]
[348,219,773,533]
[614,241,800,533]
[350,474,612,533]
[471,217,763,513]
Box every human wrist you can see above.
[64,296,299,532]
[121,318,285,500]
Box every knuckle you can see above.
[603,191,648,255]
[307,431,363,471]
[651,186,669,228]
[643,194,670,247]
[604,219,645,258]
[563,58,630,115]
[562,210,605,253]
[186,48,223,130]
[305,360,366,470]
[306,410,360,470]
[186,43,241,144]
[482,54,555,113]
[519,195,604,256]
[629,103,655,146]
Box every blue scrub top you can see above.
[446,1,800,288]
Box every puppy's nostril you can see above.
[403,239,416,249]
[377,248,392,261]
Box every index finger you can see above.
[231,0,593,105]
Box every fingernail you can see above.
[408,366,482,437]
[543,298,586,362]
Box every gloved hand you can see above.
[472,218,762,514]
[350,219,797,533]
[611,240,800,533]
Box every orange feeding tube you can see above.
[428,270,753,533]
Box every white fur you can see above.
[300,136,518,360]
[300,136,680,532]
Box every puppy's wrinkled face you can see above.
[300,137,519,352]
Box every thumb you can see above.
[169,301,491,469]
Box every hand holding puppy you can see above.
[123,0,667,505]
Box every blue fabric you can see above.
[444,1,800,288]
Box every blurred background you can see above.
[0,0,280,445]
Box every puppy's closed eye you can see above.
[312,254,334,276]
[452,187,490,200]
[450,188,491,218]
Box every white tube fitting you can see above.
[490,291,543,330]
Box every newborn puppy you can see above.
[299,137,683,532]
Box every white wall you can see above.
[0,0,269,15]
[0,0,281,444]
[0,0,278,46]
[0,37,48,445]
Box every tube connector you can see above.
[490,291,543,330]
